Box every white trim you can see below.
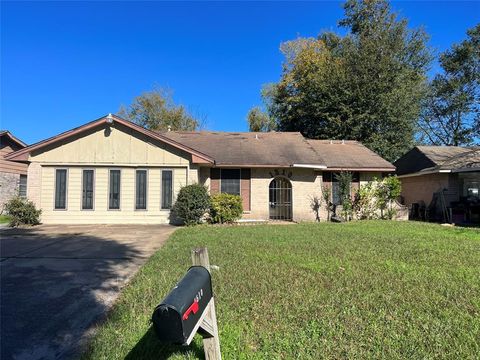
[292,164,327,169]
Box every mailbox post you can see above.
[152,247,221,360]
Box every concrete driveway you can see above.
[0,224,176,360]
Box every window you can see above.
[55,169,67,209]
[109,170,121,210]
[136,170,147,210]
[161,170,173,209]
[82,170,94,210]
[19,175,27,198]
[221,169,240,195]
[465,181,479,199]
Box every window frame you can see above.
[81,169,95,211]
[54,168,68,210]
[161,169,174,210]
[220,168,241,196]
[135,169,148,211]
[108,169,122,211]
[19,174,27,198]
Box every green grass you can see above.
[83,221,480,359]
[0,214,10,224]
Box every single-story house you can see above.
[394,146,480,223]
[5,114,395,224]
[0,130,28,209]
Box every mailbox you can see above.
[152,266,213,345]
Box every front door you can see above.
[269,177,292,220]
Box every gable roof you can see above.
[161,131,325,167]
[394,146,480,176]
[306,140,395,171]
[0,130,27,148]
[5,114,214,164]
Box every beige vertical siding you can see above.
[39,166,187,224]
[26,123,194,224]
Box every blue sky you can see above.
[1,1,479,145]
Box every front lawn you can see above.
[83,221,479,359]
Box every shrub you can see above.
[172,184,210,225]
[354,181,378,220]
[4,196,41,227]
[210,193,243,224]
[309,195,322,222]
[376,176,402,219]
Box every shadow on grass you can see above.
[125,327,205,360]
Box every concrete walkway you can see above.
[0,224,176,360]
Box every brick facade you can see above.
[0,172,20,211]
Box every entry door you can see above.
[269,177,292,220]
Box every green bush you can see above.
[210,193,243,224]
[172,184,210,225]
[4,196,41,227]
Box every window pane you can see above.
[19,175,27,198]
[109,170,121,210]
[136,170,147,210]
[221,169,240,195]
[82,170,94,210]
[161,170,173,209]
[55,169,67,209]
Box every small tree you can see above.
[354,181,378,220]
[4,196,41,227]
[172,184,210,225]
[321,186,332,221]
[335,172,353,221]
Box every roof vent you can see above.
[106,113,114,124]
[167,125,172,132]
[255,134,259,140]
[342,139,345,144]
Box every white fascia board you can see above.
[292,164,328,169]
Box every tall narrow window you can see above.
[82,170,94,210]
[109,170,121,210]
[161,170,173,209]
[136,170,147,210]
[55,169,67,209]
[19,175,27,198]
[221,169,240,195]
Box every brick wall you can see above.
[26,163,42,208]
[0,172,20,210]
[399,173,451,206]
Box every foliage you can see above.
[256,0,431,162]
[418,23,480,146]
[209,193,243,224]
[354,181,378,220]
[247,106,276,132]
[309,195,322,222]
[172,184,210,226]
[118,86,200,131]
[84,222,480,359]
[321,185,332,221]
[4,196,41,227]
[375,176,402,219]
[335,172,353,221]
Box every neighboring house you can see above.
[394,146,480,223]
[0,131,28,210]
[5,114,394,224]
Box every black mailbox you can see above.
[152,266,213,345]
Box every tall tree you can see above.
[261,0,431,161]
[418,24,480,146]
[118,87,200,131]
[247,106,276,132]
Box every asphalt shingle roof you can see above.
[161,131,395,170]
